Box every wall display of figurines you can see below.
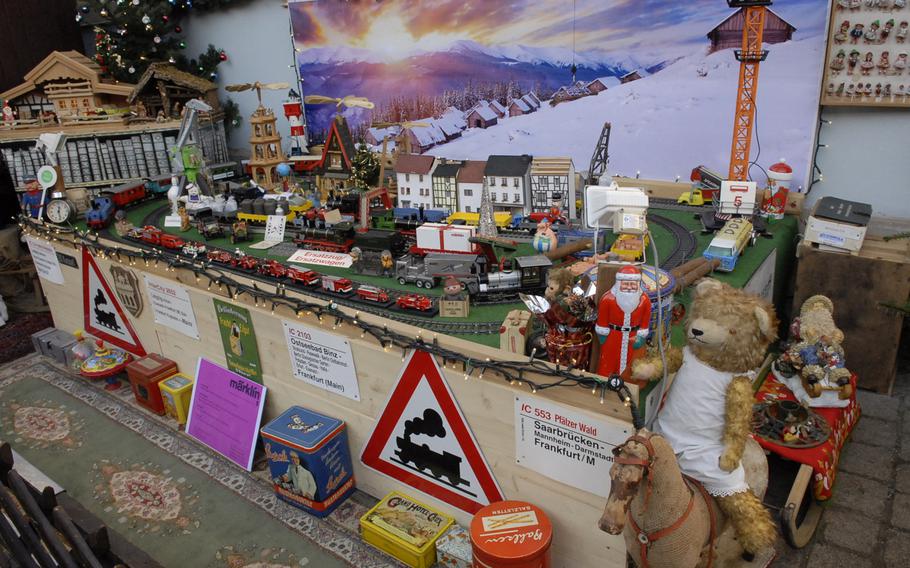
[823,0,910,107]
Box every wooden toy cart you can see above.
[753,370,860,548]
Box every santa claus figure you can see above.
[595,266,652,380]
[2,100,14,123]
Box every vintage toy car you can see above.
[235,254,260,272]
[182,242,207,257]
[355,285,390,303]
[321,275,353,294]
[197,218,225,240]
[396,293,433,311]
[206,250,233,264]
[258,259,288,279]
[287,267,320,286]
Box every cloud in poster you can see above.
[290,0,826,64]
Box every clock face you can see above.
[46,199,74,224]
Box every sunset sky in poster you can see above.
[290,0,825,61]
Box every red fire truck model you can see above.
[355,285,390,303]
[321,275,353,294]
[396,293,433,311]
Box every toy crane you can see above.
[727,0,771,182]
[586,122,612,185]
[170,98,213,196]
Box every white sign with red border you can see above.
[82,247,146,356]
[361,349,504,514]
[286,249,352,268]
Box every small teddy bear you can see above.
[784,295,853,401]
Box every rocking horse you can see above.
[599,429,771,568]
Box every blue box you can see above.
[260,406,355,517]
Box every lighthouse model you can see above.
[760,159,792,220]
[283,89,308,158]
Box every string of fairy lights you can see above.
[20,216,643,427]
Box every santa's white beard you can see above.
[612,284,641,314]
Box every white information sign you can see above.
[144,274,199,339]
[286,249,353,268]
[514,395,631,497]
[283,321,360,401]
[264,215,287,244]
[25,237,64,285]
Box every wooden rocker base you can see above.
[779,464,825,548]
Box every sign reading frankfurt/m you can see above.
[282,321,360,401]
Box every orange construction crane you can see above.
[727,1,771,182]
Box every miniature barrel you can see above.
[263,200,278,215]
[252,198,265,215]
[239,199,254,214]
[470,501,552,568]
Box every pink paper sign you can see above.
[186,358,267,470]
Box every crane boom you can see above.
[728,1,770,182]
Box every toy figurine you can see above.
[837,0,851,8]
[836,82,846,96]
[178,205,191,232]
[897,0,908,9]
[442,276,465,301]
[230,219,249,244]
[848,49,861,73]
[156,109,167,123]
[897,21,908,44]
[379,250,394,277]
[830,50,847,75]
[521,268,596,367]
[865,20,881,44]
[113,210,134,237]
[847,83,856,96]
[835,21,850,44]
[895,52,908,74]
[531,219,558,254]
[2,100,14,122]
[850,23,864,44]
[349,247,363,273]
[878,52,891,75]
[632,280,779,559]
[775,295,854,406]
[861,52,876,75]
[595,266,652,381]
[69,330,95,371]
[883,19,895,43]
[849,0,862,9]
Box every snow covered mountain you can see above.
[427,36,825,188]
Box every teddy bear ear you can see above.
[754,306,775,340]
[694,278,724,297]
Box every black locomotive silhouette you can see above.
[93,289,121,332]
[393,409,468,489]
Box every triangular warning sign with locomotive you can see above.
[82,247,146,356]
[361,349,503,514]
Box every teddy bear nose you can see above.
[691,328,704,337]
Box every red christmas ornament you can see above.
[219,51,227,61]
[175,25,182,33]
[162,15,169,22]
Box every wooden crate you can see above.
[794,238,910,394]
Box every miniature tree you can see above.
[478,176,497,237]
[351,143,380,189]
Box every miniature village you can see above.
[1,1,906,568]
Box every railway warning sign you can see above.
[82,247,146,356]
[361,349,503,514]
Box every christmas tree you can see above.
[75,1,242,82]
[350,143,380,189]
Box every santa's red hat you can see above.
[615,265,642,281]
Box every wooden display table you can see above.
[34,235,637,568]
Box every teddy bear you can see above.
[631,279,777,558]
[777,295,853,403]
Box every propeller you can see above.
[371,120,431,129]
[304,94,375,110]
[225,81,291,105]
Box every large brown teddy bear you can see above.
[632,279,777,558]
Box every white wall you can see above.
[808,106,910,223]
[185,0,297,158]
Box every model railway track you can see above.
[115,209,506,334]
[648,213,698,270]
[649,198,712,213]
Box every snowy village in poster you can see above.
[289,0,827,193]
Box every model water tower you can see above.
[283,89,308,157]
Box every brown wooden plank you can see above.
[794,242,910,394]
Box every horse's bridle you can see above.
[611,434,716,568]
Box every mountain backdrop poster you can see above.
[290,0,827,187]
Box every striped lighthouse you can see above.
[283,89,307,157]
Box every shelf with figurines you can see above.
[822,1,910,107]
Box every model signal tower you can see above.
[727,0,771,182]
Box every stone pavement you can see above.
[771,337,910,567]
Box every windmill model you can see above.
[369,119,429,190]
[226,81,290,190]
